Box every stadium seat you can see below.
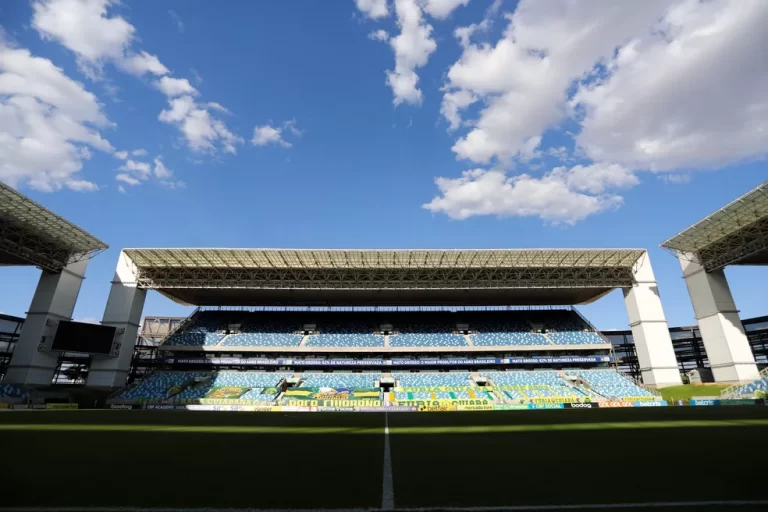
[470,318,550,346]
[390,322,467,347]
[222,317,302,347]
[306,323,384,348]
[727,373,768,397]
[300,372,380,388]
[393,372,471,387]
[566,369,655,399]
[0,383,27,399]
[115,372,208,400]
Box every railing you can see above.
[571,307,612,344]
[722,366,768,398]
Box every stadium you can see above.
[1,179,768,511]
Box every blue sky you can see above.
[1,0,767,329]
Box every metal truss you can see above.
[135,265,635,290]
[0,182,108,272]
[693,216,768,271]
[0,217,100,272]
[662,180,768,255]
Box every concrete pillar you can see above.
[86,251,146,389]
[623,251,682,387]
[3,258,89,386]
[679,253,759,384]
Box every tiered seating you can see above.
[729,373,768,397]
[567,369,655,399]
[548,331,604,345]
[471,318,550,346]
[116,372,207,400]
[390,323,466,347]
[482,371,582,402]
[394,372,471,387]
[222,317,302,347]
[176,372,290,399]
[306,323,384,348]
[543,312,605,345]
[300,372,380,388]
[0,383,27,399]
[164,315,225,346]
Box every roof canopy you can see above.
[661,180,768,271]
[0,183,108,272]
[124,248,645,307]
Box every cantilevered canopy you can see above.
[661,180,768,271]
[123,248,646,307]
[0,183,108,272]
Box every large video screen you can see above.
[51,320,116,355]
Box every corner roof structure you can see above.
[661,180,768,271]
[123,248,646,307]
[0,182,109,272]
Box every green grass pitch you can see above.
[1,406,767,510]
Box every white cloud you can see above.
[572,0,768,172]
[206,102,230,114]
[423,166,625,224]
[32,0,135,78]
[252,120,301,148]
[283,119,302,138]
[131,148,147,156]
[355,0,389,20]
[155,76,198,97]
[422,0,470,19]
[168,10,184,32]
[115,173,141,186]
[440,89,476,131]
[252,125,291,148]
[113,150,128,160]
[0,41,113,192]
[120,51,169,77]
[33,0,242,157]
[159,95,243,154]
[386,0,437,105]
[118,159,151,179]
[369,30,390,42]
[65,179,99,191]
[153,157,172,179]
[444,0,672,164]
[550,163,638,194]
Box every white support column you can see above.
[623,251,682,388]
[678,253,758,384]
[3,258,89,386]
[86,250,146,389]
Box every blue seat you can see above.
[566,369,654,399]
[300,372,380,388]
[393,372,471,387]
[306,323,384,348]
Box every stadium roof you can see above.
[661,180,768,271]
[0,182,108,272]
[124,248,645,307]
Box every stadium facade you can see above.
[3,179,768,407]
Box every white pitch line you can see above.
[381,411,395,510]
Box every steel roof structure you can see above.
[0,182,109,272]
[661,180,768,271]
[123,248,646,307]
